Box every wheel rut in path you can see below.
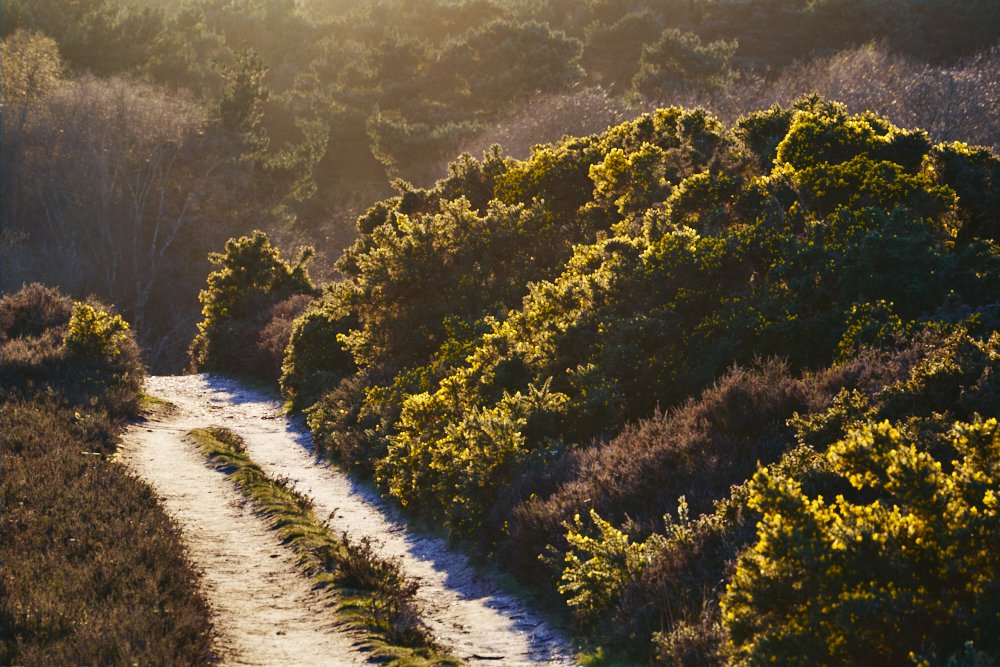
[120,398,365,666]
[142,374,577,666]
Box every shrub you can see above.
[559,509,664,629]
[190,230,316,380]
[378,378,569,536]
[0,283,211,665]
[723,418,1000,664]
[62,302,144,416]
[435,19,584,111]
[280,290,359,410]
[256,293,313,383]
[0,286,143,416]
[631,29,737,100]
[306,375,379,467]
[277,99,1000,662]
[0,283,73,340]
[926,141,1000,243]
[63,303,131,361]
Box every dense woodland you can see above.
[2,0,999,664]
[3,0,999,370]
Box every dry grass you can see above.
[0,284,215,666]
[1,400,215,666]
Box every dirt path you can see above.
[138,374,577,666]
[120,407,366,666]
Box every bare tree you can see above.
[2,74,256,369]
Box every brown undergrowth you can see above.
[0,284,215,665]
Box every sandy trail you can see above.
[140,374,576,666]
[120,405,366,666]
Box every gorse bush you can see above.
[64,303,131,361]
[378,377,569,536]
[1,286,144,416]
[723,417,1000,664]
[280,289,358,410]
[6,1,999,374]
[190,230,317,380]
[558,508,663,630]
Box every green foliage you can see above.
[559,509,662,628]
[925,141,1000,242]
[2,0,163,75]
[190,230,316,379]
[723,418,1000,665]
[218,48,270,148]
[367,111,486,182]
[581,10,665,91]
[835,300,908,361]
[1,286,145,416]
[730,105,796,172]
[631,29,737,99]
[590,143,671,216]
[293,99,1000,567]
[63,303,132,362]
[280,289,357,410]
[378,377,569,535]
[772,100,933,173]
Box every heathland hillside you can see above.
[193,98,1000,663]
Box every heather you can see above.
[0,285,215,665]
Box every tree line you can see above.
[2,0,998,370]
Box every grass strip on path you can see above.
[189,426,459,666]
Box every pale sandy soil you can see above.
[137,374,578,666]
[121,408,367,666]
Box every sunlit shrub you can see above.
[190,230,316,380]
[723,418,1000,664]
[559,509,663,628]
[378,378,569,536]
[63,303,131,362]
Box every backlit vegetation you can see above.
[5,0,1000,662]
[260,98,1000,661]
[3,1,998,371]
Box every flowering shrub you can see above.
[63,303,131,361]
[723,418,1000,664]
